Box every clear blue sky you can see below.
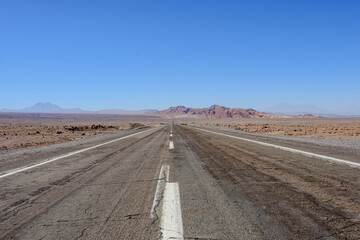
[1,0,359,111]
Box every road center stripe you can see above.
[169,141,174,149]
[150,165,169,219]
[161,182,184,240]
[196,128,360,168]
[0,128,154,179]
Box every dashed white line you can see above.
[151,165,184,239]
[169,141,174,149]
[0,128,154,179]
[196,128,360,168]
[150,165,169,219]
[170,134,173,137]
[161,182,184,240]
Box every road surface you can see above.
[0,124,359,239]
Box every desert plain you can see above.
[191,117,360,139]
[0,112,163,152]
[1,112,360,152]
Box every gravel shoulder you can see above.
[194,125,360,161]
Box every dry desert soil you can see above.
[189,117,360,139]
[0,113,163,152]
[1,113,360,152]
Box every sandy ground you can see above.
[0,113,165,152]
[181,117,360,140]
[1,113,360,152]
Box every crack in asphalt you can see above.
[0,129,161,239]
[73,227,86,240]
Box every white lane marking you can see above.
[165,167,170,182]
[0,128,154,179]
[196,128,360,168]
[161,182,184,240]
[170,134,173,137]
[150,165,170,219]
[169,141,174,149]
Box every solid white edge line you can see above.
[0,128,154,179]
[196,128,360,168]
[169,141,174,149]
[161,182,184,240]
[150,165,169,219]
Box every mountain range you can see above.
[0,102,330,118]
[153,105,299,119]
[262,103,360,117]
[0,103,157,115]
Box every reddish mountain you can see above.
[154,105,284,119]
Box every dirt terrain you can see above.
[1,113,359,153]
[0,113,164,152]
[185,117,360,140]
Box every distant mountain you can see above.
[264,104,331,115]
[95,109,158,115]
[11,102,83,113]
[154,105,293,119]
[0,108,16,112]
[19,102,83,113]
[264,103,360,116]
[0,103,158,115]
[0,102,83,113]
[2,102,359,117]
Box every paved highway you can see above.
[0,124,359,239]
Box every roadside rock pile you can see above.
[64,125,118,132]
[129,123,145,128]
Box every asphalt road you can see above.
[0,124,359,239]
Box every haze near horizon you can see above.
[1,1,359,114]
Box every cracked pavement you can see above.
[0,124,360,239]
